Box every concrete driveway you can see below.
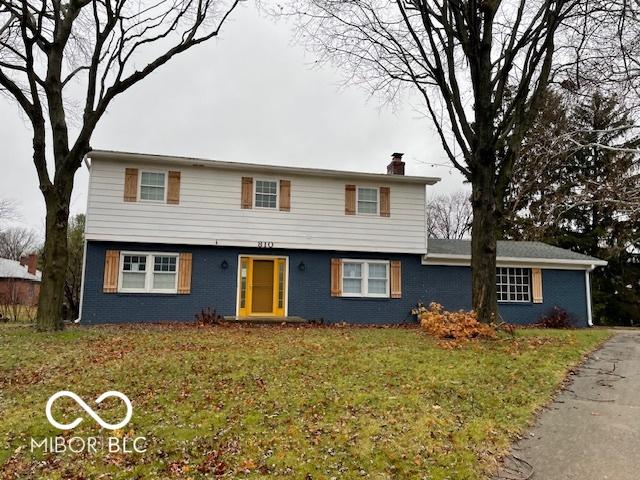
[495,330,640,480]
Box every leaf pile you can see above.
[414,302,496,346]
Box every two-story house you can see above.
[79,150,606,326]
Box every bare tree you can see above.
[0,226,39,260]
[0,198,17,224]
[427,191,472,240]
[0,0,242,330]
[286,0,582,322]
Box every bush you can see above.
[534,307,576,329]
[413,302,496,345]
[195,307,225,326]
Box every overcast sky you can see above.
[0,4,466,236]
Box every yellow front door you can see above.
[238,257,287,317]
[251,260,274,314]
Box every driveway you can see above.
[495,330,640,480]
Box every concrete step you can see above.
[225,316,309,325]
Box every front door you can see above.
[251,260,274,314]
[237,257,287,317]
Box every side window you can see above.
[496,267,531,302]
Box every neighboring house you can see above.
[0,254,41,306]
[80,150,606,326]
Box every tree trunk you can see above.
[36,190,71,331]
[471,164,498,324]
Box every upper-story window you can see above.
[497,267,531,303]
[140,172,166,202]
[255,180,278,208]
[357,187,379,214]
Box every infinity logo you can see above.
[45,391,133,431]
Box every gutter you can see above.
[74,156,91,324]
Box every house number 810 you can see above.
[258,241,274,248]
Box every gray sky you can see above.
[0,4,465,235]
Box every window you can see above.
[357,187,378,214]
[255,180,278,208]
[342,260,389,297]
[140,172,166,201]
[119,252,178,293]
[496,267,531,302]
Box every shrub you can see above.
[534,306,576,329]
[195,307,225,326]
[413,302,496,344]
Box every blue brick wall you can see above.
[82,241,590,326]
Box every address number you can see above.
[257,241,274,248]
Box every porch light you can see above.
[298,261,306,272]
[220,260,229,269]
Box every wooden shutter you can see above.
[380,187,390,217]
[532,268,543,303]
[123,168,138,202]
[345,185,356,215]
[390,260,402,298]
[167,171,181,204]
[279,180,291,211]
[177,253,193,294]
[330,258,342,297]
[241,177,253,209]
[103,250,120,293]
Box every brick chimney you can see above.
[27,253,37,276]
[19,255,28,267]
[387,152,405,175]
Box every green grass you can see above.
[0,324,610,479]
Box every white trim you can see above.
[117,251,179,294]
[356,186,379,216]
[88,150,441,185]
[422,253,607,269]
[340,259,390,298]
[253,178,279,209]
[138,169,168,203]
[586,269,593,326]
[235,254,289,317]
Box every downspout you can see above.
[585,265,594,327]
[74,156,91,324]
[74,240,88,324]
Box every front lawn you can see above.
[0,324,610,479]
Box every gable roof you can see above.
[87,150,441,186]
[0,258,42,281]
[425,239,607,269]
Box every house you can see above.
[79,150,606,326]
[0,254,41,306]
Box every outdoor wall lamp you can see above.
[220,260,229,270]
[298,261,306,272]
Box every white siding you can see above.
[86,159,429,253]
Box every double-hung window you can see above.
[496,267,531,302]
[140,172,166,201]
[255,180,278,208]
[342,260,389,297]
[119,252,178,293]
[357,187,378,214]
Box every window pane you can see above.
[122,272,146,289]
[153,273,176,290]
[368,279,387,294]
[123,255,146,272]
[343,278,362,294]
[141,172,165,186]
[255,193,277,208]
[368,263,387,279]
[154,256,177,272]
[343,263,362,278]
[140,185,164,201]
